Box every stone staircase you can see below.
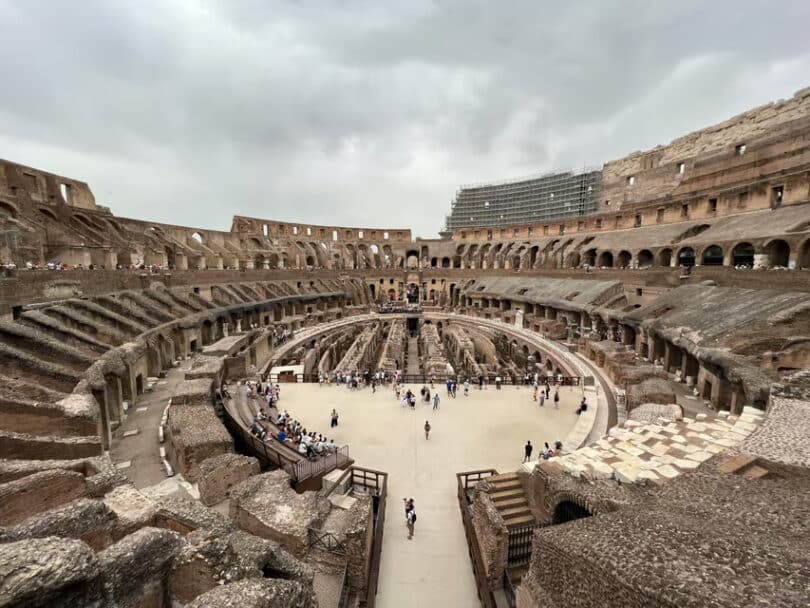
[488,473,534,529]
[406,337,420,375]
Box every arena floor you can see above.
[278,381,582,607]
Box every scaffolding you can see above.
[446,169,602,229]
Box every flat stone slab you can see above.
[123,429,140,437]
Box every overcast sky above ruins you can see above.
[1,1,810,238]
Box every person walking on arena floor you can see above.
[330,408,339,428]
[553,389,560,409]
[406,507,417,539]
[433,393,440,411]
[524,440,533,462]
[424,420,431,440]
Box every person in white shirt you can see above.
[298,442,308,455]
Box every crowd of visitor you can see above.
[230,379,339,461]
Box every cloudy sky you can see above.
[1,1,809,237]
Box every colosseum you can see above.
[1,87,810,608]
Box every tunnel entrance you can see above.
[407,317,419,337]
[552,500,592,525]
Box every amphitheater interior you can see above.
[1,88,810,608]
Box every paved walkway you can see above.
[275,382,580,608]
[110,361,191,490]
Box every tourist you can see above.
[553,389,560,409]
[278,428,286,442]
[330,409,339,428]
[328,438,337,453]
[406,507,416,539]
[576,398,588,415]
[532,385,538,401]
[451,381,457,398]
[298,441,308,457]
[446,379,453,396]
[541,442,550,459]
[433,393,440,411]
[524,440,533,462]
[403,497,414,519]
[464,380,470,396]
[424,420,431,440]
[539,392,545,407]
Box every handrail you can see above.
[286,445,350,482]
[337,565,351,608]
[307,527,348,555]
[502,571,516,608]
[456,470,498,608]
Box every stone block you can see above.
[197,453,260,507]
[0,469,87,526]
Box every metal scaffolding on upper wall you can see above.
[446,169,602,229]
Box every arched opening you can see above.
[0,201,18,218]
[117,251,133,267]
[441,257,451,268]
[765,239,790,267]
[702,245,724,266]
[566,251,581,268]
[267,253,279,269]
[617,250,632,268]
[597,251,613,268]
[387,288,397,301]
[677,247,696,267]
[658,248,673,267]
[637,249,653,267]
[799,240,810,269]
[254,254,266,269]
[552,500,592,525]
[306,256,315,266]
[38,207,58,221]
[452,255,462,268]
[731,242,754,267]
[191,232,204,244]
[406,250,419,268]
[582,249,596,266]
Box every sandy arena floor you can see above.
[277,381,583,607]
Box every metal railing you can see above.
[456,470,499,608]
[361,467,388,608]
[507,523,542,568]
[337,566,351,608]
[503,570,517,608]
[308,527,348,555]
[284,445,351,483]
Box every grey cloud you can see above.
[1,0,809,238]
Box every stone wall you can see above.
[197,453,260,506]
[167,404,233,482]
[471,481,508,588]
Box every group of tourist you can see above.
[319,369,393,388]
[523,440,564,463]
[233,379,339,462]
